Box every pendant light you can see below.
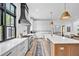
[50,12,53,26]
[61,3,71,20]
[50,12,54,36]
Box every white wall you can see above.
[33,20,51,32]
[14,3,21,37]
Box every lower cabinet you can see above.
[54,44,70,56]
[54,44,79,56]
[2,39,28,56]
[28,36,33,50]
[15,41,26,56]
[3,48,17,56]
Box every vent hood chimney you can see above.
[18,3,31,25]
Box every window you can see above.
[0,3,2,6]
[6,13,11,26]
[0,3,16,41]
[6,27,12,39]
[6,3,11,11]
[0,10,1,25]
[6,3,15,15]
[11,4,15,14]
[3,12,5,25]
[11,16,14,26]
[0,26,3,41]
[12,27,15,38]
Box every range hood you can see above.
[18,3,31,25]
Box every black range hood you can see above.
[18,3,31,25]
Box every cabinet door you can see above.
[15,42,24,56]
[8,49,17,56]
[55,44,79,56]
[2,48,17,56]
[69,45,79,56]
[16,41,28,56]
[55,44,70,56]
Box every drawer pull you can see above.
[6,52,12,56]
[60,47,64,50]
[60,47,64,56]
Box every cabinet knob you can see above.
[60,47,64,50]
[59,47,64,56]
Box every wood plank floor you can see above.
[25,38,50,56]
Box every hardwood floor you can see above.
[25,38,50,56]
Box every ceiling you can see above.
[27,3,79,24]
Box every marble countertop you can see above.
[44,34,79,44]
[0,38,28,56]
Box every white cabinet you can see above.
[28,36,32,50]
[16,40,28,56]
[2,39,28,56]
[2,47,17,56]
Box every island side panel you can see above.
[50,42,55,56]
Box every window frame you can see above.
[0,3,16,41]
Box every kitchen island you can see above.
[44,34,79,56]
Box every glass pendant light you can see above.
[61,3,71,20]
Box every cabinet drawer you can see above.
[55,44,70,56]
[16,40,28,56]
[2,48,17,56]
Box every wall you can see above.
[33,20,51,33]
[14,3,31,37]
